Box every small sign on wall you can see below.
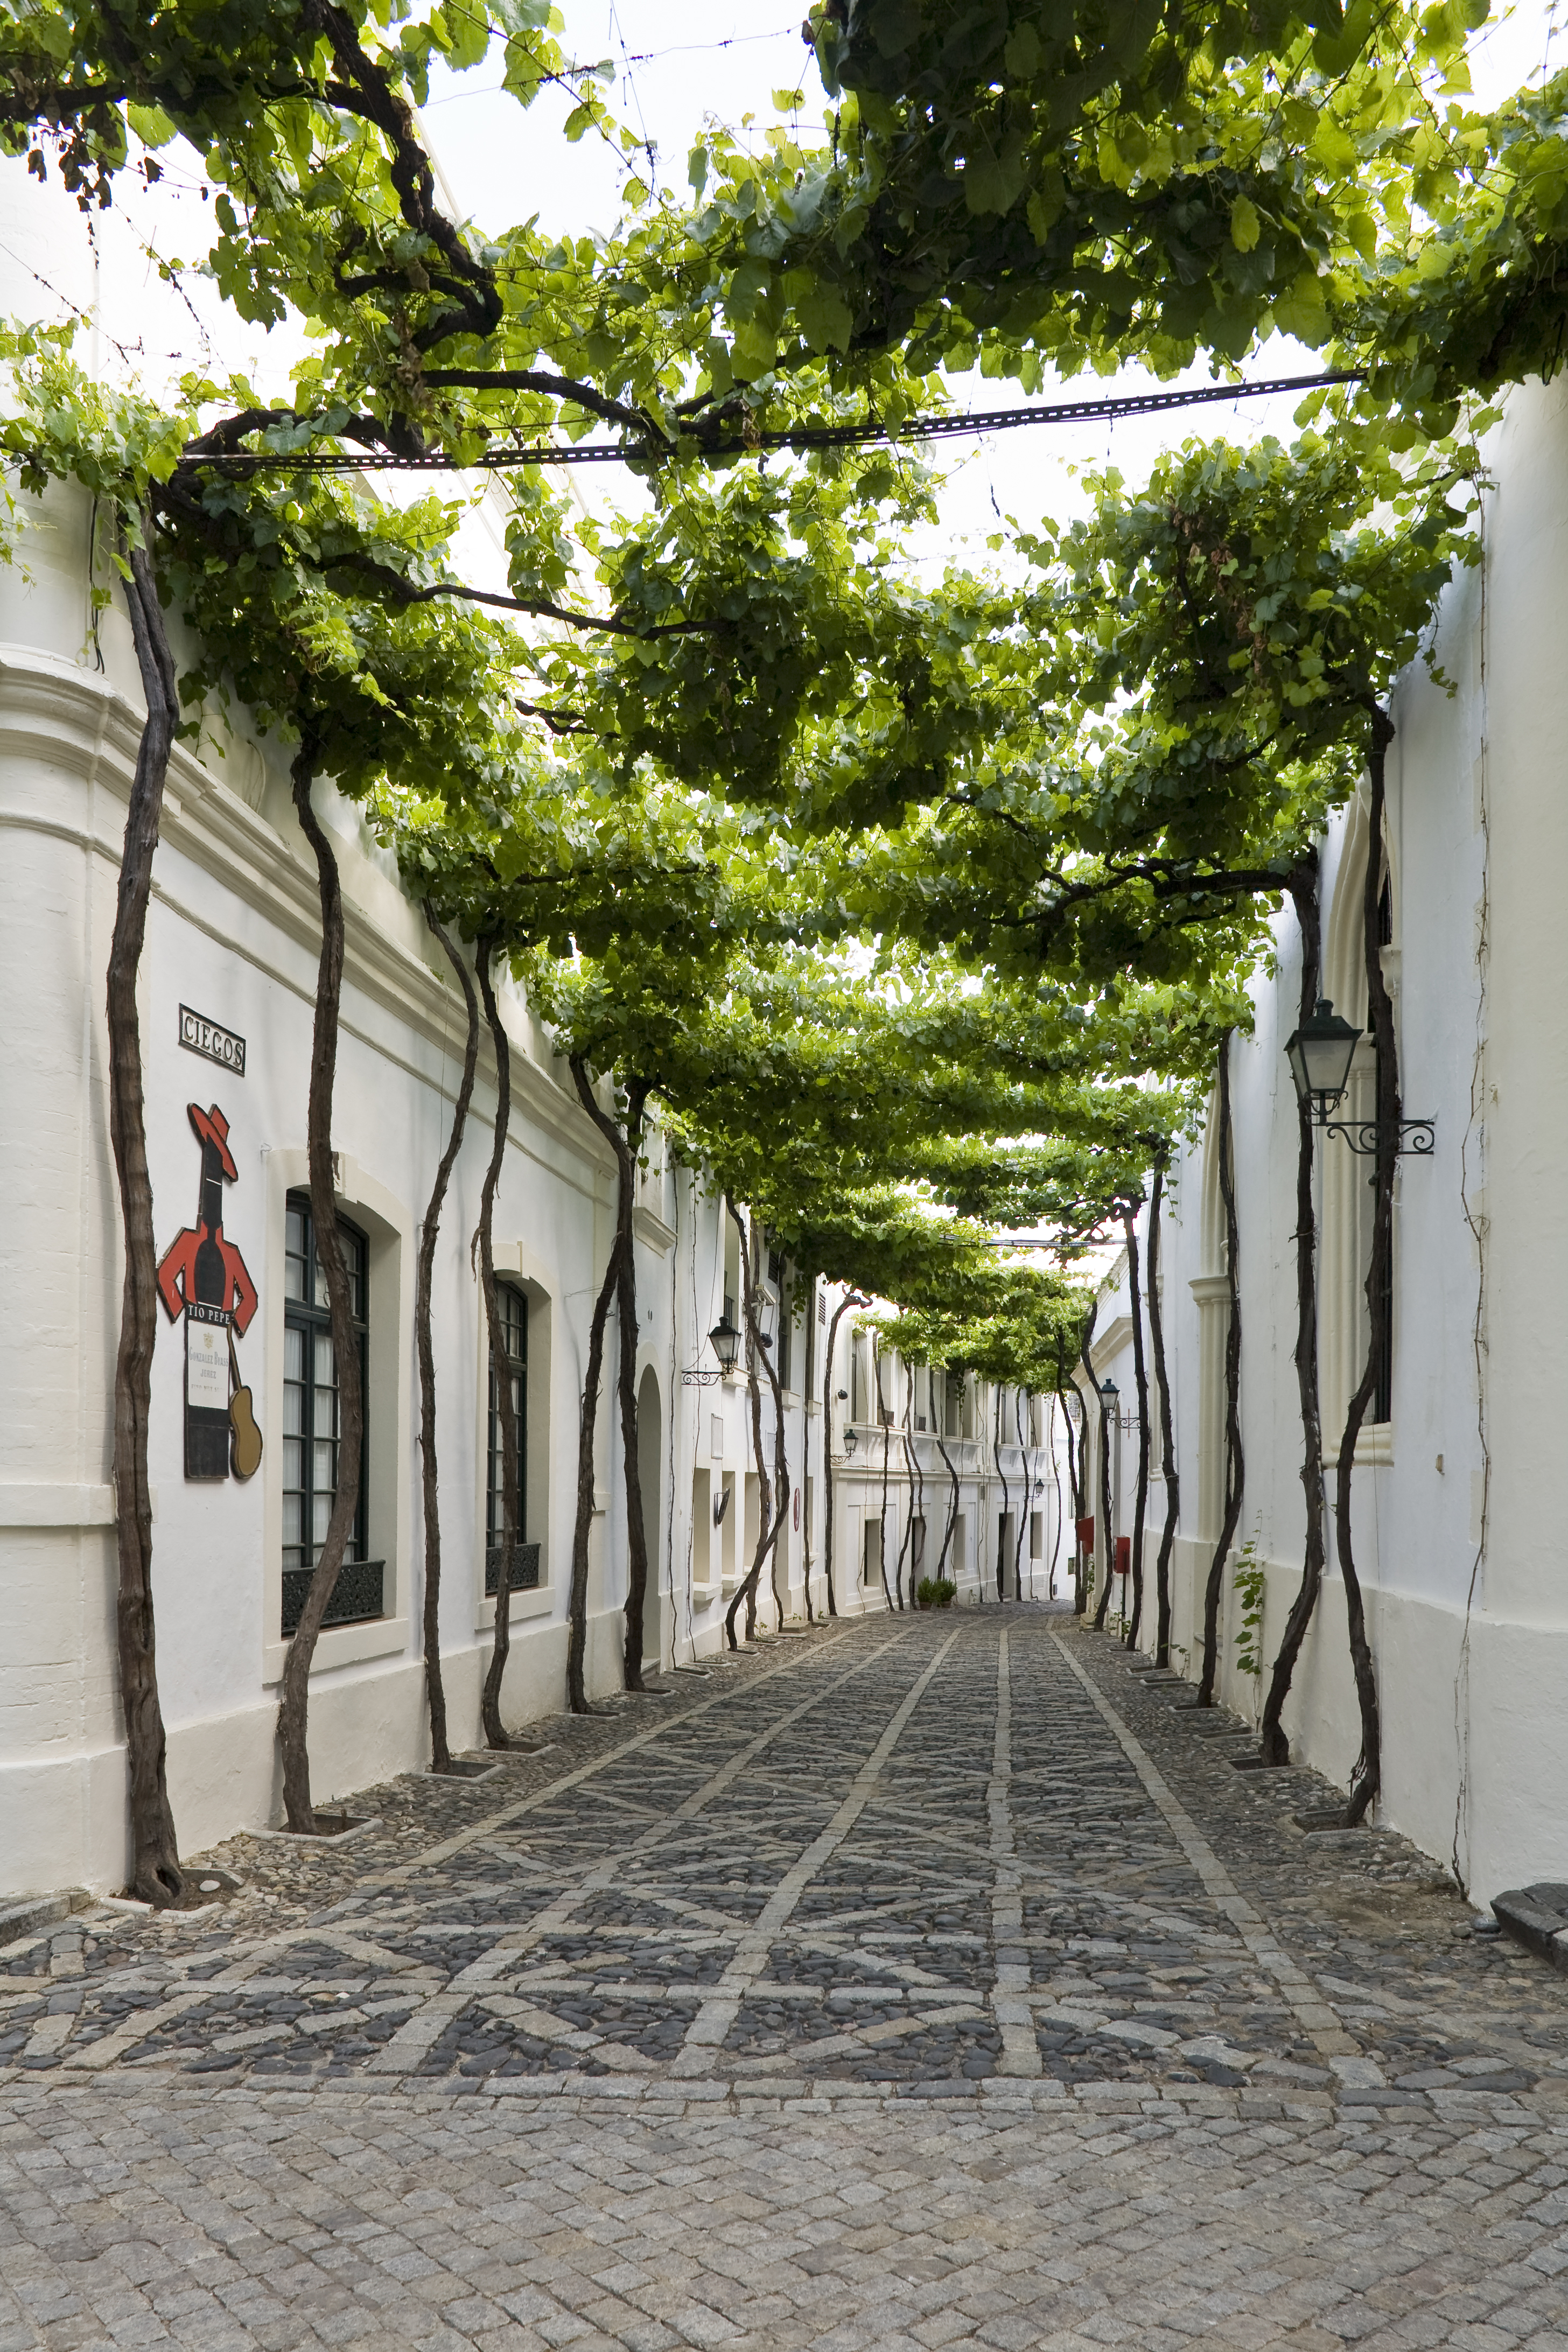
[179,1005,247,1076]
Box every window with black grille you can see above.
[486,1282,540,1594]
[281,1191,380,1634]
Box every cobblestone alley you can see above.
[4,1609,1568,2351]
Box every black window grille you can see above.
[281,1192,380,1634]
[486,1282,540,1594]
[777,1285,792,1393]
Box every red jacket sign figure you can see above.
[156,1102,260,1481]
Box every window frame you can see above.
[485,1278,540,1595]
[281,1188,378,1633]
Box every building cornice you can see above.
[0,646,614,1183]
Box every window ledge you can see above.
[263,1613,409,1686]
[475,1582,557,1635]
[690,1581,722,1608]
[632,1203,676,1254]
[1355,1422,1394,1467]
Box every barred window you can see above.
[282,1192,378,1632]
[486,1282,539,1595]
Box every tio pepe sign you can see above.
[179,1005,246,1076]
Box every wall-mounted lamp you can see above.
[843,1424,859,1457]
[1098,1377,1119,1408]
[1283,997,1434,1157]
[1284,996,1361,1118]
[709,1312,742,1371]
[682,1311,743,1387]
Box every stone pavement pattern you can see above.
[3,1609,1568,2348]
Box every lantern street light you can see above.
[1098,1378,1122,1615]
[682,1311,742,1388]
[709,1312,742,1372]
[1283,997,1435,1158]
[1284,998,1361,1121]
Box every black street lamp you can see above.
[1283,996,1435,1158]
[681,1310,742,1387]
[1284,998,1361,1121]
[709,1312,742,1372]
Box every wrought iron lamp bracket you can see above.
[681,1367,721,1388]
[1317,1112,1436,1158]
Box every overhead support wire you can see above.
[185,370,1364,477]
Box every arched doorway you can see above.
[636,1366,663,1672]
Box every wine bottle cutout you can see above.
[156,1102,260,1482]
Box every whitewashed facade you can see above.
[0,461,1066,1900]
[1079,375,1568,1909]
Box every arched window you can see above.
[282,1189,377,1632]
[485,1280,537,1593]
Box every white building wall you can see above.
[1100,375,1568,1908]
[809,1293,1066,1618]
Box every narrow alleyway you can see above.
[5,1612,1568,2349]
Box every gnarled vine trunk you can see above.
[872,1337,895,1610]
[1075,1297,1098,1616]
[1198,1033,1244,1705]
[278,745,365,1833]
[802,1277,817,1626]
[821,1292,862,1617]
[768,1305,790,1632]
[895,1415,917,1610]
[1047,1396,1064,1599]
[416,911,480,1772]
[1061,1379,1086,1614]
[725,1200,783,1646]
[906,1381,928,1599]
[570,1069,652,1689]
[933,1383,961,1580]
[566,1229,622,1714]
[111,532,183,1903]
[475,939,523,1747]
[1012,1389,1030,1598]
[1121,1202,1151,1652]
[1093,1371,1116,1634]
[1261,860,1328,1761]
[1145,1154,1180,1669]
[993,1384,1009,1602]
[1336,720,1395,1825]
[564,1056,641,1708]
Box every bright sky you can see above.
[412,0,1564,558]
[9,1,1557,574]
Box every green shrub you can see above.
[917,1576,957,1610]
[1233,1529,1265,1676]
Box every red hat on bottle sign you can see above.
[187,1101,238,1181]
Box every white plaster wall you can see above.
[1118,376,1568,1907]
[0,467,710,1894]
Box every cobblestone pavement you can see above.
[5,1610,1568,2349]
